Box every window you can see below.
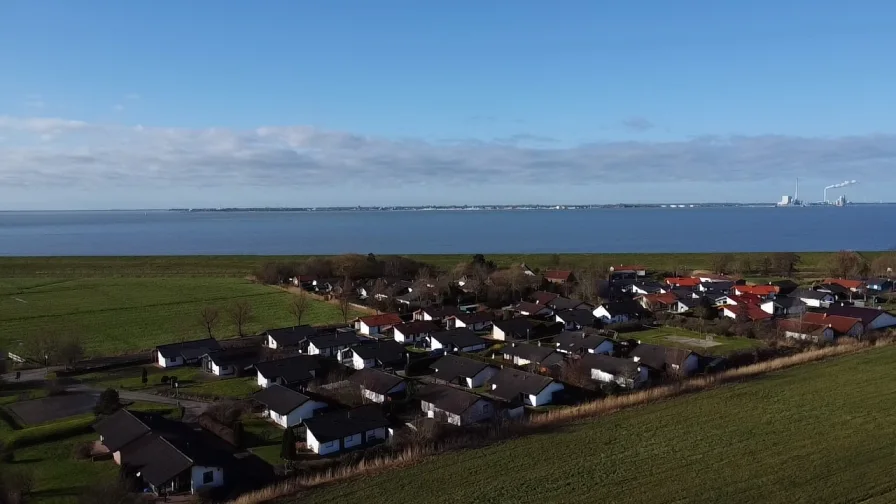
[202,470,214,484]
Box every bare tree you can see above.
[770,252,800,277]
[827,250,869,278]
[338,277,353,324]
[288,290,310,326]
[370,278,389,313]
[55,334,84,366]
[24,332,56,366]
[709,254,735,275]
[871,254,896,278]
[198,306,220,338]
[227,300,254,338]
[756,255,772,276]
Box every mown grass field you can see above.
[0,277,361,356]
[631,326,765,355]
[76,364,260,399]
[298,346,896,504]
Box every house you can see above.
[823,278,866,292]
[414,306,461,323]
[543,270,575,285]
[733,285,778,298]
[307,330,362,358]
[546,297,592,312]
[610,265,647,277]
[531,291,560,305]
[492,317,539,341]
[487,368,564,407]
[430,354,498,389]
[254,355,321,389]
[253,384,327,428]
[672,297,701,314]
[717,293,763,306]
[392,320,440,345]
[579,353,648,388]
[343,341,407,370]
[427,328,489,353]
[349,368,406,403]
[719,304,773,322]
[697,273,734,283]
[698,280,735,293]
[303,405,392,456]
[865,278,894,292]
[514,301,553,317]
[770,279,799,296]
[396,289,428,308]
[665,277,701,288]
[201,347,258,377]
[593,301,641,324]
[800,312,865,338]
[155,338,222,368]
[815,283,853,300]
[552,331,614,355]
[264,325,318,350]
[793,289,836,307]
[416,384,495,426]
[635,293,678,312]
[445,311,495,332]
[357,313,403,337]
[501,343,564,367]
[825,305,896,331]
[519,263,537,276]
[627,282,666,295]
[777,319,835,343]
[554,309,598,330]
[630,343,700,376]
[760,297,806,317]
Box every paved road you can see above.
[0,366,65,384]
[65,384,211,422]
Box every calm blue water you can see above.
[1,207,894,256]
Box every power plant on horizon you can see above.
[777,178,857,207]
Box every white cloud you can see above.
[0,115,895,190]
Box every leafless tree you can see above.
[559,359,593,389]
[227,300,254,338]
[198,306,220,338]
[24,332,56,366]
[55,334,84,366]
[709,254,735,275]
[827,250,869,278]
[871,254,896,278]
[288,290,310,326]
[756,255,772,276]
[338,277,353,324]
[770,252,800,277]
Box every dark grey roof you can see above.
[817,283,851,295]
[670,288,698,300]
[265,325,318,347]
[253,384,312,415]
[598,301,642,317]
[701,281,735,291]
[348,368,405,395]
[502,343,559,363]
[547,297,591,311]
[156,338,221,359]
[430,354,493,382]
[308,330,361,349]
[203,347,259,367]
[826,305,893,327]
[794,289,831,300]
[452,311,495,324]
[631,282,664,293]
[630,343,695,371]
[767,297,805,309]
[418,306,461,319]
[254,355,322,384]
[303,405,390,442]
[676,297,701,309]
[93,409,150,452]
[553,331,611,353]
[393,320,440,335]
[579,353,640,376]
[554,309,597,326]
[770,279,799,294]
[415,384,484,416]
[120,434,194,487]
[493,317,539,337]
[515,301,550,314]
[488,368,557,400]
[350,341,407,364]
[429,328,488,349]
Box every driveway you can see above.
[65,384,211,422]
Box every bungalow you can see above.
[635,293,678,312]
[770,279,799,296]
[519,263,537,277]
[392,320,440,345]
[546,297,592,312]
[416,384,495,426]
[254,355,321,389]
[414,306,461,323]
[777,319,835,343]
[303,405,392,456]
[253,384,327,428]
[697,273,734,283]
[815,283,853,300]
[626,282,666,295]
[514,301,553,317]
[396,289,428,308]
[760,297,806,317]
[733,285,778,298]
[201,347,258,377]
[487,368,565,407]
[801,312,865,338]
[349,368,406,403]
[579,353,648,389]
[610,265,647,277]
[630,343,700,376]
[866,278,894,292]
[357,313,403,337]
[665,277,701,288]
[445,311,495,332]
[823,278,866,293]
[343,341,407,370]
[430,354,498,389]
[492,317,539,341]
[671,297,701,314]
[264,325,318,350]
[793,289,836,308]
[307,330,362,358]
[531,291,560,305]
[698,280,734,293]
[825,305,896,331]
[543,270,575,285]
[717,293,763,306]
[554,309,598,330]
[593,301,641,324]
[501,343,564,367]
[553,331,614,355]
[719,304,773,322]
[155,338,221,368]
[427,328,489,353]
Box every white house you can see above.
[201,348,256,377]
[553,332,614,355]
[155,338,221,369]
[514,302,553,317]
[778,320,835,343]
[427,328,488,353]
[357,313,403,336]
[759,298,806,317]
[491,317,539,341]
[580,354,648,389]
[253,384,327,428]
[414,306,461,322]
[630,344,700,377]
[446,311,495,332]
[343,341,407,370]
[349,368,406,403]
[417,384,495,426]
[501,343,563,367]
[303,406,392,456]
[254,355,321,389]
[488,368,564,407]
[794,290,836,308]
[264,325,318,350]
[430,354,498,389]
[592,302,640,325]
[392,320,440,344]
[826,305,896,331]
[307,330,361,358]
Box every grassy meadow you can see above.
[632,325,766,355]
[297,345,896,504]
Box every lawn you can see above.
[243,417,285,466]
[77,364,260,399]
[628,325,765,355]
[0,277,360,356]
[299,345,896,504]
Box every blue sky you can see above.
[1,0,895,209]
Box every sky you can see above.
[1,0,896,210]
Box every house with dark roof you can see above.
[825,304,896,331]
[492,317,539,341]
[793,289,836,307]
[501,343,563,368]
[445,311,495,332]
[392,320,440,344]
[626,281,666,295]
[253,384,327,428]
[254,355,322,389]
[307,329,362,358]
[593,301,642,324]
[698,280,735,293]
[303,405,392,456]
[201,347,259,377]
[343,340,407,370]
[513,301,553,317]
[349,368,406,403]
[487,368,564,407]
[357,313,403,337]
[770,279,799,296]
[427,328,488,353]
[672,297,702,314]
[554,309,598,330]
[416,384,495,426]
[553,331,614,355]
[263,325,318,350]
[430,354,498,389]
[155,338,221,368]
[630,343,699,376]
[866,278,894,292]
[546,297,591,312]
[414,306,461,322]
[579,353,648,388]
[759,297,806,317]
[531,291,560,305]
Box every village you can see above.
[3,256,896,502]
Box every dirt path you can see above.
[280,286,377,315]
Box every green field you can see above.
[630,326,765,355]
[76,364,260,399]
[298,346,896,504]
[0,277,360,356]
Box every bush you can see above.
[72,441,94,460]
[160,375,170,384]
[94,388,121,416]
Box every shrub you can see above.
[72,441,94,460]
[160,375,170,384]
[94,388,121,416]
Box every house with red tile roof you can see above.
[800,312,865,337]
[357,313,403,336]
[635,293,679,312]
[823,278,866,292]
[733,285,778,298]
[665,277,701,288]
[719,304,772,322]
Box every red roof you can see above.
[665,277,701,287]
[359,313,403,327]
[544,270,573,281]
[638,293,678,305]
[720,304,772,321]
[778,319,829,336]
[725,294,763,306]
[531,291,560,305]
[801,312,863,335]
[823,278,865,290]
[735,285,778,296]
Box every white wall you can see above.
[528,382,564,407]
[491,326,508,341]
[269,401,327,428]
[257,372,271,388]
[343,433,362,449]
[157,352,182,368]
[459,343,487,353]
[190,465,224,494]
[592,306,629,324]
[349,353,373,370]
[362,382,405,403]
[468,367,498,388]
[307,430,340,456]
[266,335,278,349]
[359,321,381,336]
[591,366,648,388]
[784,329,834,343]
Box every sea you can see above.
[1,206,895,256]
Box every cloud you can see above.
[1,115,895,189]
[493,134,558,145]
[622,116,655,132]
